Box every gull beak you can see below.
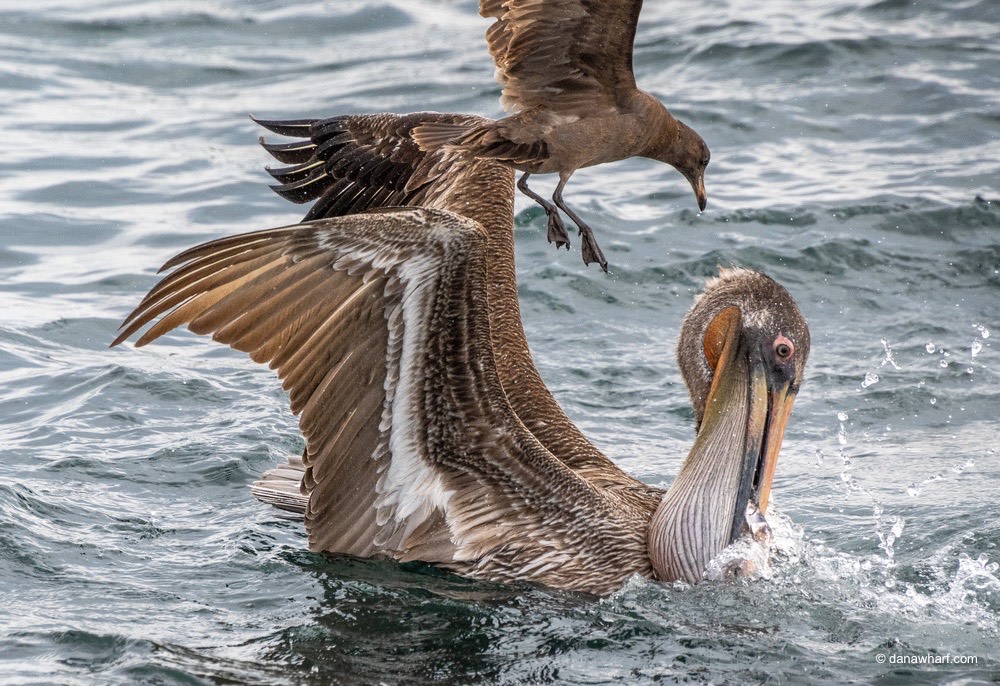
[690,170,708,212]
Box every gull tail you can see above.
[411,121,479,150]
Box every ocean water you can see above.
[1,0,998,683]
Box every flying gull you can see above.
[411,0,711,270]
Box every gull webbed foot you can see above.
[552,178,609,272]
[518,172,570,250]
[578,222,609,273]
[545,207,570,249]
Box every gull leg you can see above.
[553,176,608,272]
[517,173,569,249]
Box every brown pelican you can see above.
[409,0,711,271]
[113,115,806,594]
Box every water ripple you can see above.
[2,0,999,683]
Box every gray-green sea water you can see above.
[1,1,998,683]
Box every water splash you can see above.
[925,342,936,353]
[833,411,862,491]
[879,338,902,369]
[902,458,975,497]
[704,502,774,581]
[861,371,879,388]
[794,527,1000,634]
[884,517,905,562]
[974,324,990,339]
[866,495,905,564]
[951,459,974,475]
[964,337,985,374]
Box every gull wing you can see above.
[480,0,643,113]
[113,208,647,590]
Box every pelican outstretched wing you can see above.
[113,208,647,590]
[254,113,493,219]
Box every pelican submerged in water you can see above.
[113,114,809,594]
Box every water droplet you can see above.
[926,343,936,353]
[929,397,936,405]
[967,367,974,374]
[939,358,948,368]
[880,339,902,369]
[890,518,904,538]
[975,324,990,339]
[861,371,879,388]
[837,411,849,422]
[971,339,983,357]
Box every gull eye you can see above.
[774,335,794,360]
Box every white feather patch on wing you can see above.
[374,251,456,546]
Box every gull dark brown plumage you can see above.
[114,114,806,594]
[412,0,711,271]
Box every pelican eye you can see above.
[774,336,794,359]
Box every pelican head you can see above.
[648,268,810,583]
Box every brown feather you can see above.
[251,112,663,511]
[479,0,642,114]
[115,208,666,594]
